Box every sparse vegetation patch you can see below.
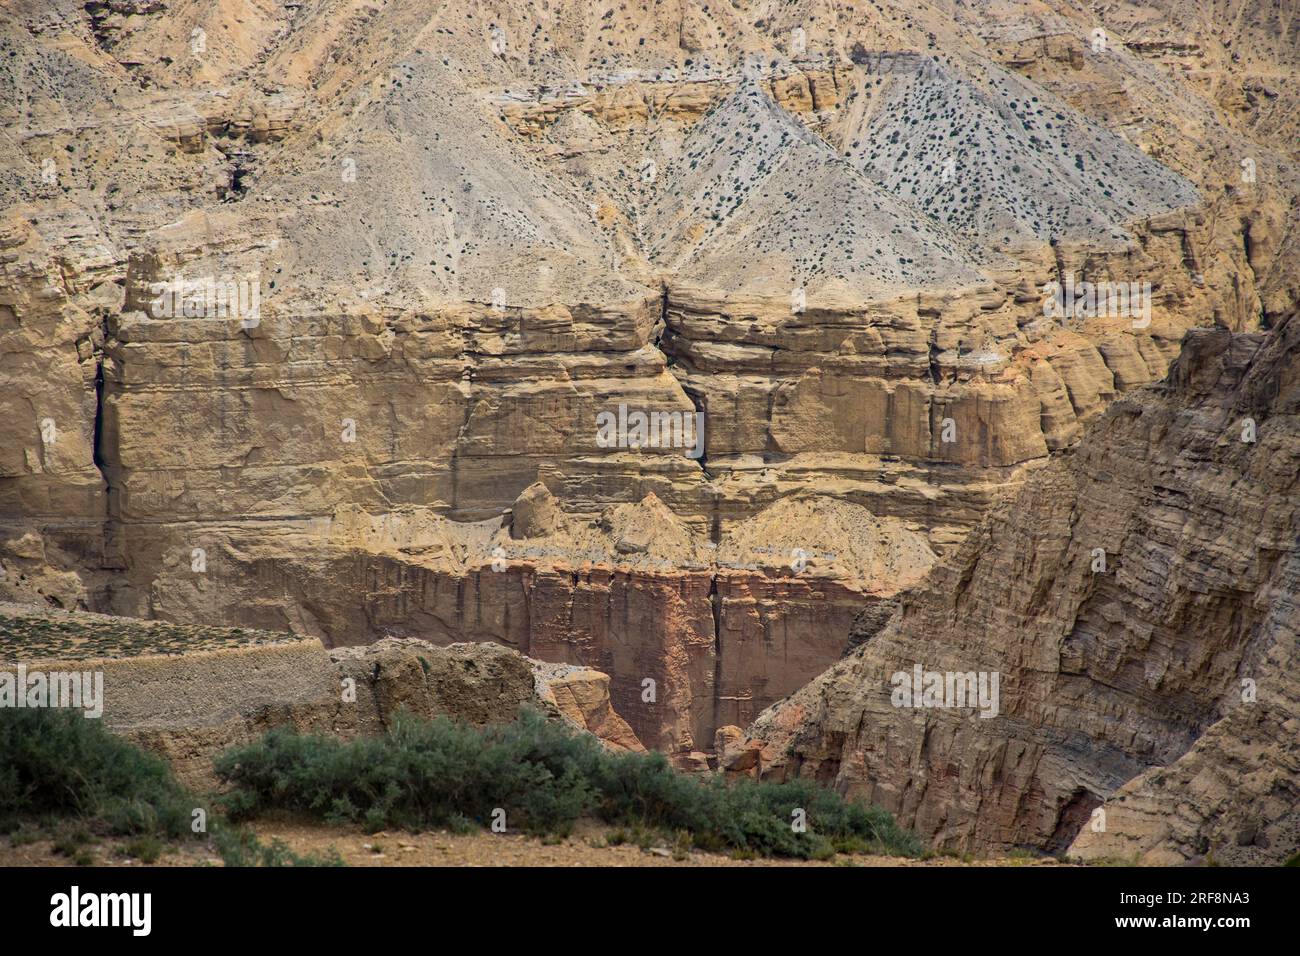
[215,708,922,860]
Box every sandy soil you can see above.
[0,820,1068,868]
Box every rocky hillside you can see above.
[1,1,1297,770]
[743,312,1299,864]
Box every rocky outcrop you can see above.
[0,603,644,789]
[56,490,924,758]
[532,660,645,754]
[745,314,1300,864]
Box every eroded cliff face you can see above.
[744,314,1299,864]
[0,602,644,789]
[61,488,927,756]
[2,1,1297,769]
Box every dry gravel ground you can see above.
[0,821,1069,868]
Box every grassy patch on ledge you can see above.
[0,602,294,662]
[215,708,922,861]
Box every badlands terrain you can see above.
[0,0,1297,865]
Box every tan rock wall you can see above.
[746,317,1300,862]
[118,542,871,757]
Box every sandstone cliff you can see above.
[2,1,1297,781]
[744,313,1299,864]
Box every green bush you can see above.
[0,708,193,839]
[123,835,164,863]
[212,827,344,868]
[0,708,342,867]
[216,708,922,860]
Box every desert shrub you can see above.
[123,835,164,863]
[0,708,340,867]
[217,709,602,835]
[217,709,598,834]
[0,708,193,839]
[216,708,922,860]
[212,827,344,868]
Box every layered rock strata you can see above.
[2,1,1297,775]
[38,489,929,757]
[744,315,1299,864]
